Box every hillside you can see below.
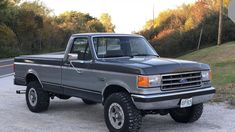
[179,42,235,102]
[139,0,235,57]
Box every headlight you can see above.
[138,75,161,88]
[201,70,212,81]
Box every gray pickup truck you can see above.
[14,33,215,132]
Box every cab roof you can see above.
[72,33,143,37]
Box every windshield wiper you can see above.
[104,54,159,58]
[104,55,130,58]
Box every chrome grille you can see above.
[161,71,202,91]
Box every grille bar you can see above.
[162,75,201,81]
[161,71,202,91]
[162,84,201,90]
[161,71,201,76]
[162,80,201,86]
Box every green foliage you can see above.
[20,1,51,16]
[86,19,105,32]
[55,11,106,33]
[0,0,114,58]
[99,13,115,32]
[0,24,20,58]
[139,0,235,57]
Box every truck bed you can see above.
[14,53,64,65]
[14,53,65,93]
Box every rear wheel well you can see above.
[103,85,129,104]
[26,73,40,84]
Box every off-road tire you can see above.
[26,81,50,113]
[82,99,97,105]
[169,103,203,123]
[104,92,142,132]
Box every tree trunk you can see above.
[197,26,204,50]
[217,0,223,46]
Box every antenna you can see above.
[152,4,155,28]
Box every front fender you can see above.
[102,80,131,95]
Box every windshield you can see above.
[93,36,158,58]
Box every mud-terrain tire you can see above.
[104,92,142,132]
[169,103,203,123]
[82,99,97,105]
[26,81,50,113]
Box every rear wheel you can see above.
[169,103,203,123]
[104,92,142,132]
[26,81,50,113]
[82,99,97,105]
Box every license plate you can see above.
[180,98,192,108]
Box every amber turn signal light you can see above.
[138,76,150,87]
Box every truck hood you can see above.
[98,56,210,75]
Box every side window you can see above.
[70,38,92,60]
[94,38,107,57]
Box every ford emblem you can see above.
[180,78,188,83]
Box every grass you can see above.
[179,41,235,103]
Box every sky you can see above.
[33,0,197,33]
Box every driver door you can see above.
[61,37,97,100]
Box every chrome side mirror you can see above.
[68,53,78,60]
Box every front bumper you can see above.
[131,87,215,110]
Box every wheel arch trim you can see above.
[25,69,43,88]
[102,81,131,102]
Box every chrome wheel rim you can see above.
[28,88,37,107]
[108,103,125,129]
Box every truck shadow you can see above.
[44,98,220,132]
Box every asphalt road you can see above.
[0,75,235,132]
[0,59,14,76]
[0,52,64,77]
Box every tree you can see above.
[99,13,115,32]
[86,19,105,32]
[0,1,115,58]
[56,11,94,32]
[0,0,11,23]
[138,0,235,57]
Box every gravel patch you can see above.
[0,76,234,132]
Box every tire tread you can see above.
[26,81,50,113]
[104,92,142,132]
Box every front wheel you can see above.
[169,103,203,123]
[104,92,142,132]
[26,81,50,113]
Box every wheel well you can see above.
[103,85,129,103]
[26,73,40,84]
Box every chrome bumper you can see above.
[131,87,215,110]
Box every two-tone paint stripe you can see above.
[14,62,137,76]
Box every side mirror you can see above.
[68,53,78,60]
